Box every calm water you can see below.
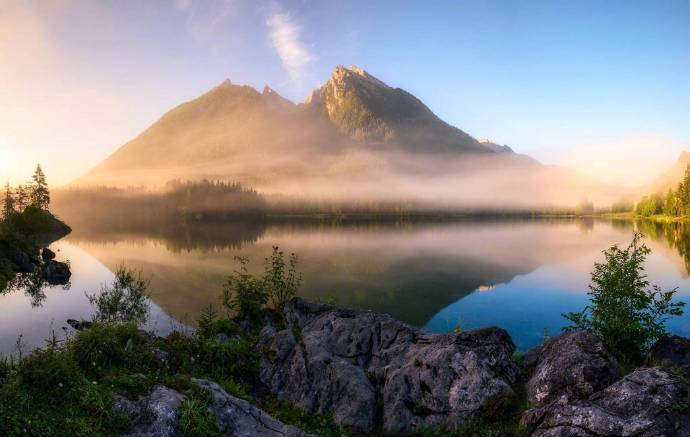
[4,218,690,355]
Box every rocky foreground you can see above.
[112,298,690,436]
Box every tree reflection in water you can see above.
[1,268,71,307]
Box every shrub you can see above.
[197,305,240,339]
[564,232,685,363]
[87,265,151,325]
[264,246,302,310]
[71,323,157,377]
[222,256,267,321]
[19,347,84,398]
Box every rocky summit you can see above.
[257,298,519,434]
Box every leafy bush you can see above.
[19,347,84,398]
[87,265,151,325]
[71,323,157,377]
[564,232,685,363]
[222,247,302,319]
[197,305,240,339]
[222,256,268,321]
[264,246,302,310]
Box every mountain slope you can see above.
[305,66,490,153]
[647,151,690,194]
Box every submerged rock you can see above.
[522,367,690,436]
[10,249,37,273]
[193,379,310,436]
[114,385,183,437]
[258,298,519,435]
[41,260,71,285]
[526,331,619,406]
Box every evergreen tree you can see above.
[2,181,15,219]
[30,164,50,209]
[15,184,29,212]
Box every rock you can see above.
[66,319,93,331]
[152,348,169,364]
[526,331,619,406]
[193,378,311,436]
[113,385,184,437]
[10,249,35,273]
[41,247,56,262]
[258,298,519,435]
[41,260,71,285]
[522,367,690,436]
[648,336,690,367]
[522,344,542,368]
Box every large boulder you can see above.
[526,331,619,406]
[114,385,183,437]
[648,336,690,367]
[522,368,690,436]
[10,249,36,273]
[193,379,310,436]
[258,298,519,435]
[41,260,71,285]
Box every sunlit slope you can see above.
[78,66,622,208]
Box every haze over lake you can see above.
[4,217,690,355]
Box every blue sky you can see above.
[1,0,689,185]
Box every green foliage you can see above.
[71,323,158,378]
[637,194,663,217]
[264,399,352,437]
[163,330,258,381]
[30,164,50,210]
[222,256,268,321]
[264,246,302,310]
[222,247,302,320]
[87,265,151,325]
[178,385,219,437]
[197,305,240,339]
[564,232,685,363]
[638,164,690,217]
[18,347,84,399]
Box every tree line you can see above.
[637,164,690,217]
[2,165,50,220]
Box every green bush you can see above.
[19,347,84,398]
[87,265,151,325]
[564,232,685,363]
[222,256,268,321]
[71,323,157,377]
[197,306,240,339]
[263,247,302,310]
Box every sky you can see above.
[1,0,689,187]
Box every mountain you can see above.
[647,151,690,194]
[305,66,491,153]
[77,65,619,209]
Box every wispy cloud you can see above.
[266,11,314,81]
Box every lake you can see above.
[3,217,690,356]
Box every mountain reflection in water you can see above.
[5,218,690,354]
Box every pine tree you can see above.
[2,181,15,219]
[15,184,29,212]
[30,164,50,209]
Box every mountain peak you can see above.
[330,65,390,89]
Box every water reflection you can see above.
[7,217,690,354]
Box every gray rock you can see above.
[648,336,690,367]
[522,367,690,436]
[41,260,71,285]
[66,319,93,330]
[522,344,542,368]
[258,298,519,435]
[41,247,56,262]
[193,378,311,436]
[526,331,619,406]
[113,385,183,437]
